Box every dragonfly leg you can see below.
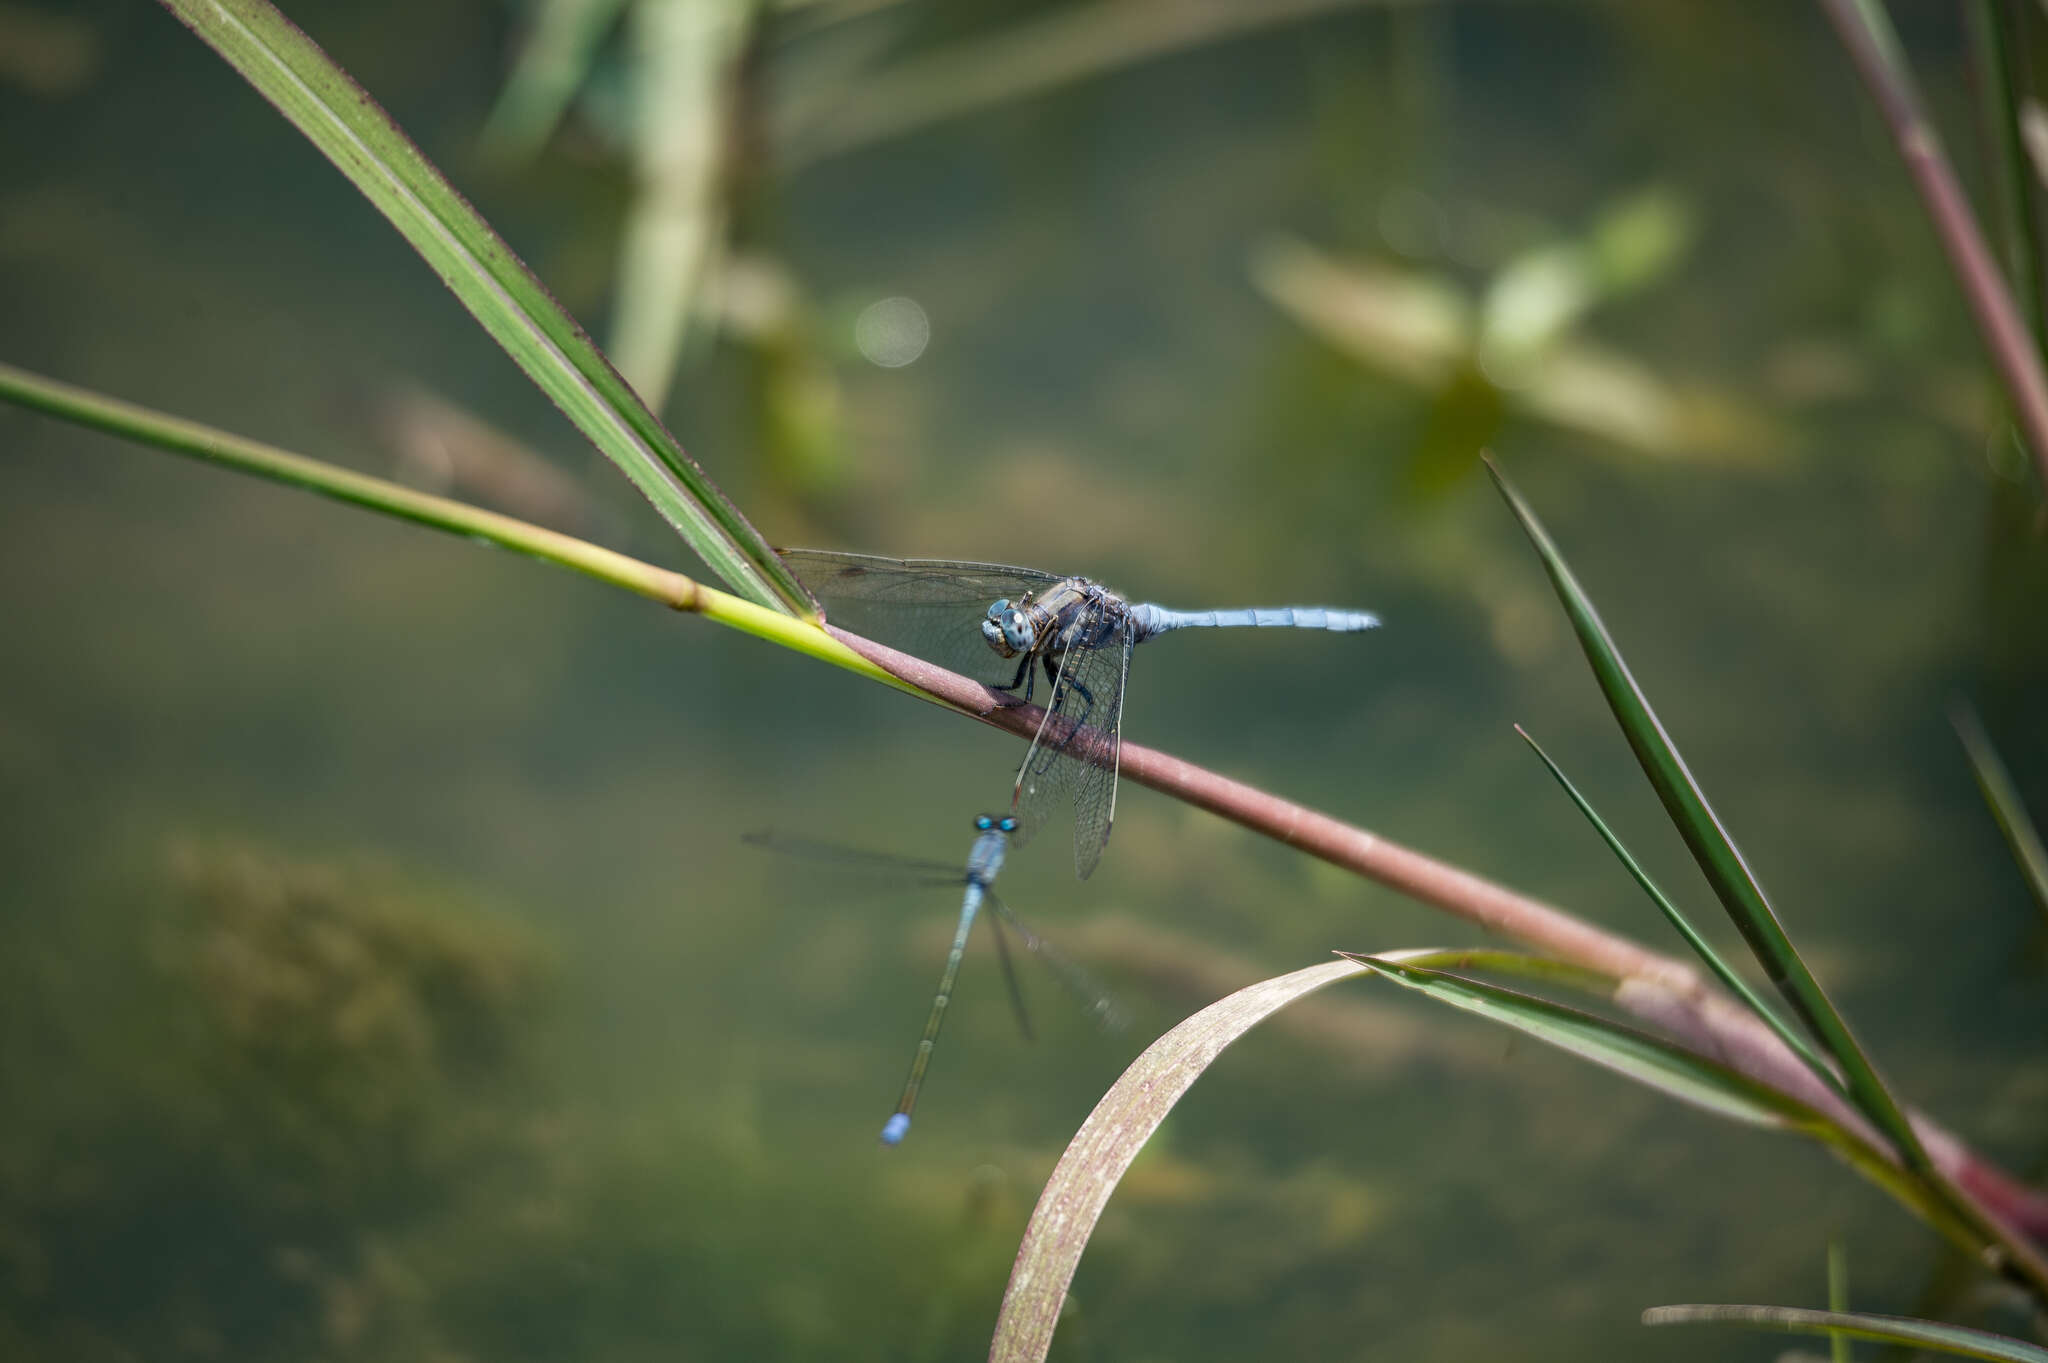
[1027,654,1099,778]
[997,652,1033,699]
[1045,652,1097,728]
[1013,646,1078,799]
[1065,675,1096,722]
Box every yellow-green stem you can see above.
[0,360,913,697]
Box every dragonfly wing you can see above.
[1065,627,1131,879]
[984,895,1036,1043]
[778,549,1063,682]
[778,550,1059,607]
[985,892,1126,1034]
[1008,642,1078,854]
[741,831,961,881]
[1009,619,1131,878]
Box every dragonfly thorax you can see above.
[981,600,1036,657]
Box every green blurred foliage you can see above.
[0,845,1051,1362]
[0,844,552,1361]
[5,0,2048,1360]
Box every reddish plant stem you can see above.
[1816,0,2048,490]
[831,625,2048,1244]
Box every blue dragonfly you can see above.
[780,549,1381,877]
[744,812,1119,1145]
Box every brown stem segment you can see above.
[1816,0,2048,490]
[16,349,2045,1245]
[830,626,2048,1245]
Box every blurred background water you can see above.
[4,2,2048,1359]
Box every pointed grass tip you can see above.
[880,1113,911,1146]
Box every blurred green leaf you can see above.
[777,0,1404,168]
[1255,219,1769,470]
[1587,186,1693,295]
[1952,701,2048,928]
[713,254,847,493]
[609,0,751,410]
[1502,338,1681,454]
[1479,241,1594,365]
[1642,1305,2048,1362]
[1478,188,1691,364]
[1828,1236,1851,1363]
[2020,99,2048,193]
[1250,235,1470,389]
[158,0,810,614]
[480,0,632,160]
[1408,364,1503,494]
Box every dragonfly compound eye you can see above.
[974,815,994,831]
[981,600,1031,657]
[998,817,1018,833]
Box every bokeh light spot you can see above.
[853,296,930,368]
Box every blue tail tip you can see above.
[879,1113,912,1146]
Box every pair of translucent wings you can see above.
[780,549,1133,879]
[738,830,1124,1033]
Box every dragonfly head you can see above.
[981,600,1034,657]
[972,813,1020,834]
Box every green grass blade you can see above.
[1348,953,1807,1129]
[1953,701,2048,928]
[1482,455,1920,1161]
[990,959,1371,1363]
[1343,953,1976,1246]
[1376,946,1623,996]
[987,945,1988,1363]
[608,0,748,409]
[1642,1305,2048,1363]
[1828,1236,1851,1363]
[1514,724,1845,1098]
[0,361,905,693]
[1967,0,2047,357]
[479,0,631,161]
[1486,456,2048,1292]
[157,0,810,616]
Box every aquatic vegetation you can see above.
[0,843,551,1360]
[3,4,2046,1363]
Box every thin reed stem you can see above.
[0,361,905,691]
[9,358,2048,1252]
[826,627,2048,1257]
[1817,0,2048,490]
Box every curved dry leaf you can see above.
[1644,1305,2048,1363]
[989,958,1368,1363]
